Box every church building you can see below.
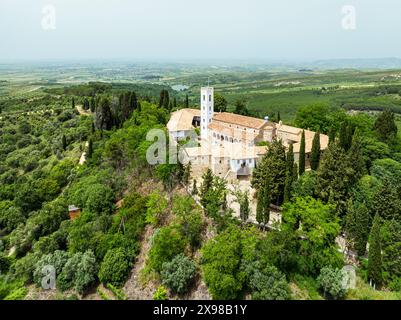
[167,87,328,180]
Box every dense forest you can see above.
[1,81,401,300]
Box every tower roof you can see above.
[167,108,200,132]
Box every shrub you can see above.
[161,254,196,294]
[98,248,131,287]
[317,266,348,300]
[201,226,245,300]
[246,262,290,300]
[57,251,97,294]
[153,285,168,300]
[33,251,70,287]
[148,225,186,273]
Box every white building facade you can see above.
[200,87,214,140]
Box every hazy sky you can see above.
[1,0,401,61]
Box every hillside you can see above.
[1,72,401,301]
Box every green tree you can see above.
[367,214,383,288]
[191,179,198,196]
[246,262,290,300]
[346,201,371,256]
[185,94,189,108]
[148,225,186,273]
[58,251,97,294]
[87,139,93,159]
[256,179,271,229]
[233,99,250,116]
[200,169,214,204]
[374,109,398,142]
[161,254,196,294]
[317,267,348,300]
[214,92,228,112]
[201,226,245,300]
[316,142,355,215]
[282,197,342,275]
[252,139,287,205]
[234,190,250,223]
[381,220,401,288]
[310,132,320,170]
[348,130,366,182]
[146,191,168,226]
[98,248,131,287]
[284,144,295,203]
[299,130,305,175]
[61,135,67,151]
[371,178,401,221]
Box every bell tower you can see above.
[200,86,214,140]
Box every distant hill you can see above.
[309,58,401,70]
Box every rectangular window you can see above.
[209,95,211,101]
[203,95,205,101]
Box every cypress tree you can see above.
[292,163,298,182]
[239,192,250,223]
[287,144,294,171]
[130,91,138,110]
[185,94,189,108]
[283,171,292,203]
[61,135,67,151]
[158,90,164,108]
[256,189,264,226]
[90,97,96,113]
[316,142,354,215]
[277,111,281,122]
[83,98,90,110]
[262,182,271,227]
[372,178,401,221]
[299,130,305,176]
[339,121,353,151]
[374,109,398,142]
[310,131,321,170]
[163,90,170,109]
[284,144,295,203]
[348,130,366,182]
[173,97,177,110]
[346,202,371,256]
[72,97,75,109]
[200,169,214,202]
[368,214,383,289]
[192,179,198,196]
[251,139,286,205]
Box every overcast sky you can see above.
[1,0,401,62]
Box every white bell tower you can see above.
[200,86,214,140]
